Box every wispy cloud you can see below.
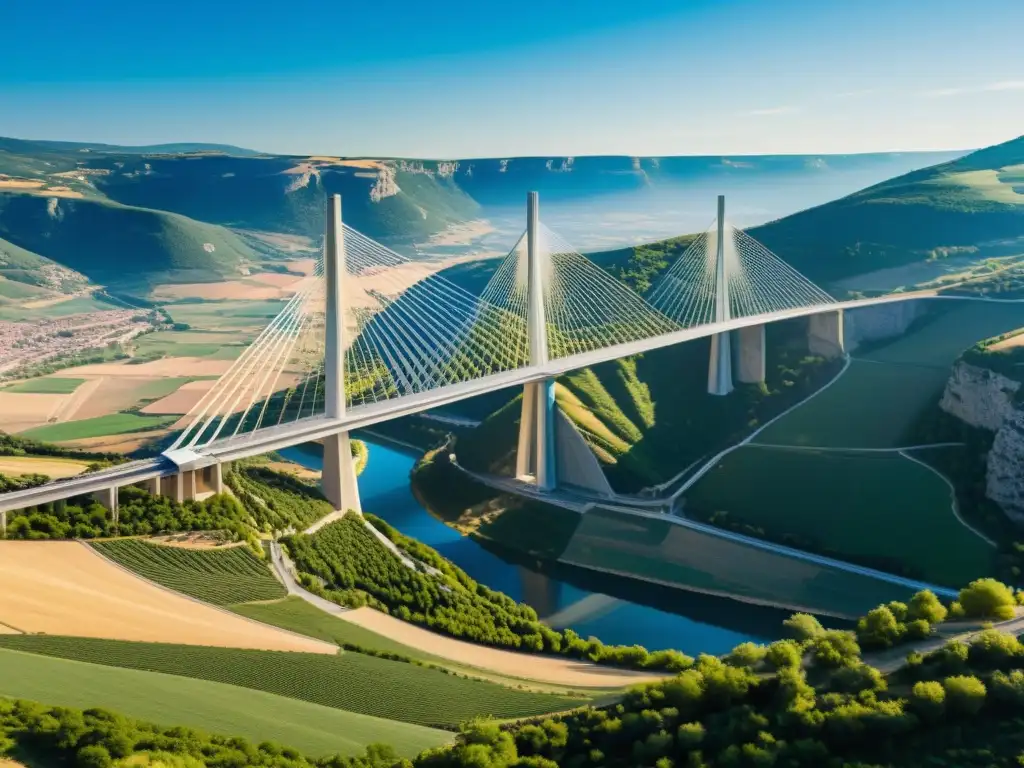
[922,80,1024,97]
[922,87,967,98]
[984,80,1024,91]
[834,88,878,98]
[745,106,798,116]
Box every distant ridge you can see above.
[0,136,262,157]
[748,133,1024,283]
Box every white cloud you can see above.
[922,87,967,98]
[745,106,798,116]
[921,80,1024,97]
[984,80,1024,91]
[834,88,878,98]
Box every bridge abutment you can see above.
[735,324,766,384]
[808,309,846,359]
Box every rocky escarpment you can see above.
[940,357,1024,520]
[940,361,1021,431]
[988,406,1024,519]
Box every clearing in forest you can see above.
[0,541,333,653]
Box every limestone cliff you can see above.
[940,362,1021,431]
[940,353,1024,519]
[988,406,1024,520]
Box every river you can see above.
[279,440,791,656]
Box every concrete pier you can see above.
[735,323,766,384]
[809,309,846,359]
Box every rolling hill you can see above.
[749,134,1024,286]
[0,193,258,290]
[0,133,968,295]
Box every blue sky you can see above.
[2,0,1022,157]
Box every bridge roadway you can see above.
[0,290,956,513]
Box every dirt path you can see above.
[871,614,1024,673]
[337,607,665,688]
[0,541,335,654]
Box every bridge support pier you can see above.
[172,471,197,504]
[1,510,6,537]
[516,379,558,491]
[808,309,845,359]
[735,324,766,385]
[206,464,224,495]
[90,486,119,526]
[707,332,735,396]
[322,432,362,514]
[144,477,162,497]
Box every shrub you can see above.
[959,578,1017,621]
[943,675,987,717]
[909,681,946,721]
[783,613,824,641]
[908,590,948,624]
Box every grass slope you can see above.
[750,134,1024,286]
[0,636,583,729]
[92,539,286,605]
[0,646,449,758]
[0,192,258,291]
[686,445,993,586]
[233,596,439,661]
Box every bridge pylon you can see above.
[515,191,558,491]
[321,193,363,514]
[707,194,734,396]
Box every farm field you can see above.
[0,635,586,729]
[233,596,438,661]
[337,605,665,688]
[140,378,217,415]
[0,455,91,479]
[132,331,247,360]
[686,445,994,586]
[0,391,68,433]
[19,412,178,442]
[2,376,84,394]
[92,539,287,605]
[165,299,289,332]
[0,541,333,652]
[752,359,950,448]
[0,647,450,758]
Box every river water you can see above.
[279,440,790,656]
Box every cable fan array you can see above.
[647,218,835,326]
[170,225,532,452]
[168,213,837,455]
[482,224,676,359]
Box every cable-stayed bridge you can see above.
[0,192,937,518]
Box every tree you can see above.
[959,578,1017,621]
[910,681,946,722]
[765,640,802,670]
[725,642,768,668]
[783,613,824,641]
[809,631,861,669]
[943,675,987,717]
[908,590,948,624]
[856,606,903,649]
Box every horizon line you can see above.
[2,133,997,162]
